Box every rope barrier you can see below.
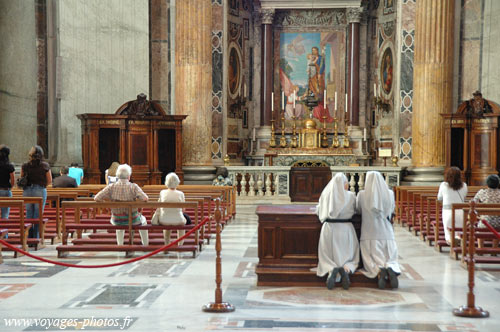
[480,219,500,240]
[0,218,208,269]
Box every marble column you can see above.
[260,8,274,127]
[35,0,48,157]
[175,0,212,167]
[411,0,455,179]
[346,7,361,127]
[150,0,170,112]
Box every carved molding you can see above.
[260,8,275,24]
[275,9,346,28]
[346,7,362,23]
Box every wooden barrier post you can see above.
[202,199,235,313]
[453,201,489,318]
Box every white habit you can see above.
[357,171,400,278]
[315,173,359,279]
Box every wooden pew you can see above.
[57,201,201,258]
[0,228,8,263]
[0,197,47,250]
[0,200,30,255]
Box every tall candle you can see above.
[373,83,376,98]
[335,91,337,110]
[253,128,256,141]
[271,92,274,112]
[281,91,284,110]
[324,90,327,108]
[244,83,247,98]
[345,94,348,113]
[293,91,296,108]
[363,128,367,141]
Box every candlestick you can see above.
[281,91,284,110]
[271,92,274,112]
[345,94,348,113]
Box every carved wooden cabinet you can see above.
[77,98,187,185]
[289,167,331,202]
[442,114,500,185]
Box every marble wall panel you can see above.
[58,0,149,164]
[0,0,38,163]
[211,1,223,160]
[460,39,481,98]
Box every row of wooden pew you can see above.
[395,185,500,265]
[0,184,236,260]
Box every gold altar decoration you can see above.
[343,119,350,148]
[292,160,329,168]
[267,147,353,155]
[291,116,298,148]
[300,118,321,148]
[269,119,277,148]
[279,111,287,148]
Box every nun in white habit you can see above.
[357,171,400,289]
[316,173,359,290]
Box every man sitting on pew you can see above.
[94,164,149,246]
[52,166,78,188]
[473,174,500,231]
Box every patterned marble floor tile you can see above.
[0,261,78,278]
[0,284,34,300]
[243,246,257,258]
[234,262,256,278]
[61,283,167,309]
[107,260,191,278]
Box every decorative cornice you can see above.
[260,8,275,24]
[346,7,362,23]
[275,9,346,28]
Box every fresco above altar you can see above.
[279,31,346,128]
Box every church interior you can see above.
[1,0,500,331]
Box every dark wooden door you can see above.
[290,167,331,202]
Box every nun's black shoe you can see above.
[387,267,399,289]
[326,267,340,290]
[339,269,351,290]
[378,268,388,290]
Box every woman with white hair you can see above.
[94,164,149,246]
[316,173,359,290]
[151,172,192,245]
[357,171,400,289]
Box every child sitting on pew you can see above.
[94,164,149,246]
[151,172,191,246]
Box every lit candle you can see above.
[293,91,296,109]
[363,128,367,141]
[244,83,247,98]
[335,91,337,110]
[345,94,348,113]
[324,89,327,108]
[271,92,274,112]
[373,83,376,98]
[253,127,256,141]
[281,91,284,110]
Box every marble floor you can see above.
[1,206,499,331]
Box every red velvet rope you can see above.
[481,219,500,240]
[0,218,208,268]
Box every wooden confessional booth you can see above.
[441,91,500,185]
[77,94,187,185]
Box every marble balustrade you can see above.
[226,166,403,201]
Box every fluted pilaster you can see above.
[412,0,455,167]
[175,0,212,165]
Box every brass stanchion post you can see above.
[202,199,235,313]
[452,201,489,318]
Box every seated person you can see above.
[94,164,149,246]
[473,174,500,231]
[357,171,400,289]
[105,162,120,185]
[212,167,233,186]
[151,172,191,246]
[68,163,84,185]
[315,173,359,290]
[52,166,78,188]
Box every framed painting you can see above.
[279,31,345,124]
[228,42,242,99]
[379,46,393,96]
